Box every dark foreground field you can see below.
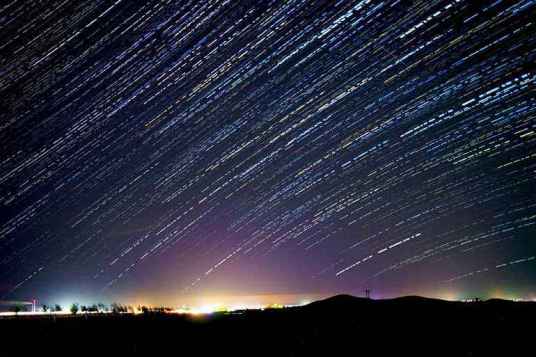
[1,295,534,356]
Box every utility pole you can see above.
[364,288,371,299]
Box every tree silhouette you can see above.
[54,304,62,312]
[70,303,79,315]
[10,304,25,315]
[42,304,49,312]
[109,303,128,313]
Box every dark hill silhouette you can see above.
[307,294,451,308]
[387,295,450,303]
[304,293,373,310]
[1,295,534,356]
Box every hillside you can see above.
[1,295,534,356]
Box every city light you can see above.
[0,300,309,317]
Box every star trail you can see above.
[1,0,535,304]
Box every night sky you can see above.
[1,0,535,305]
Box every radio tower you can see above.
[364,288,371,299]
